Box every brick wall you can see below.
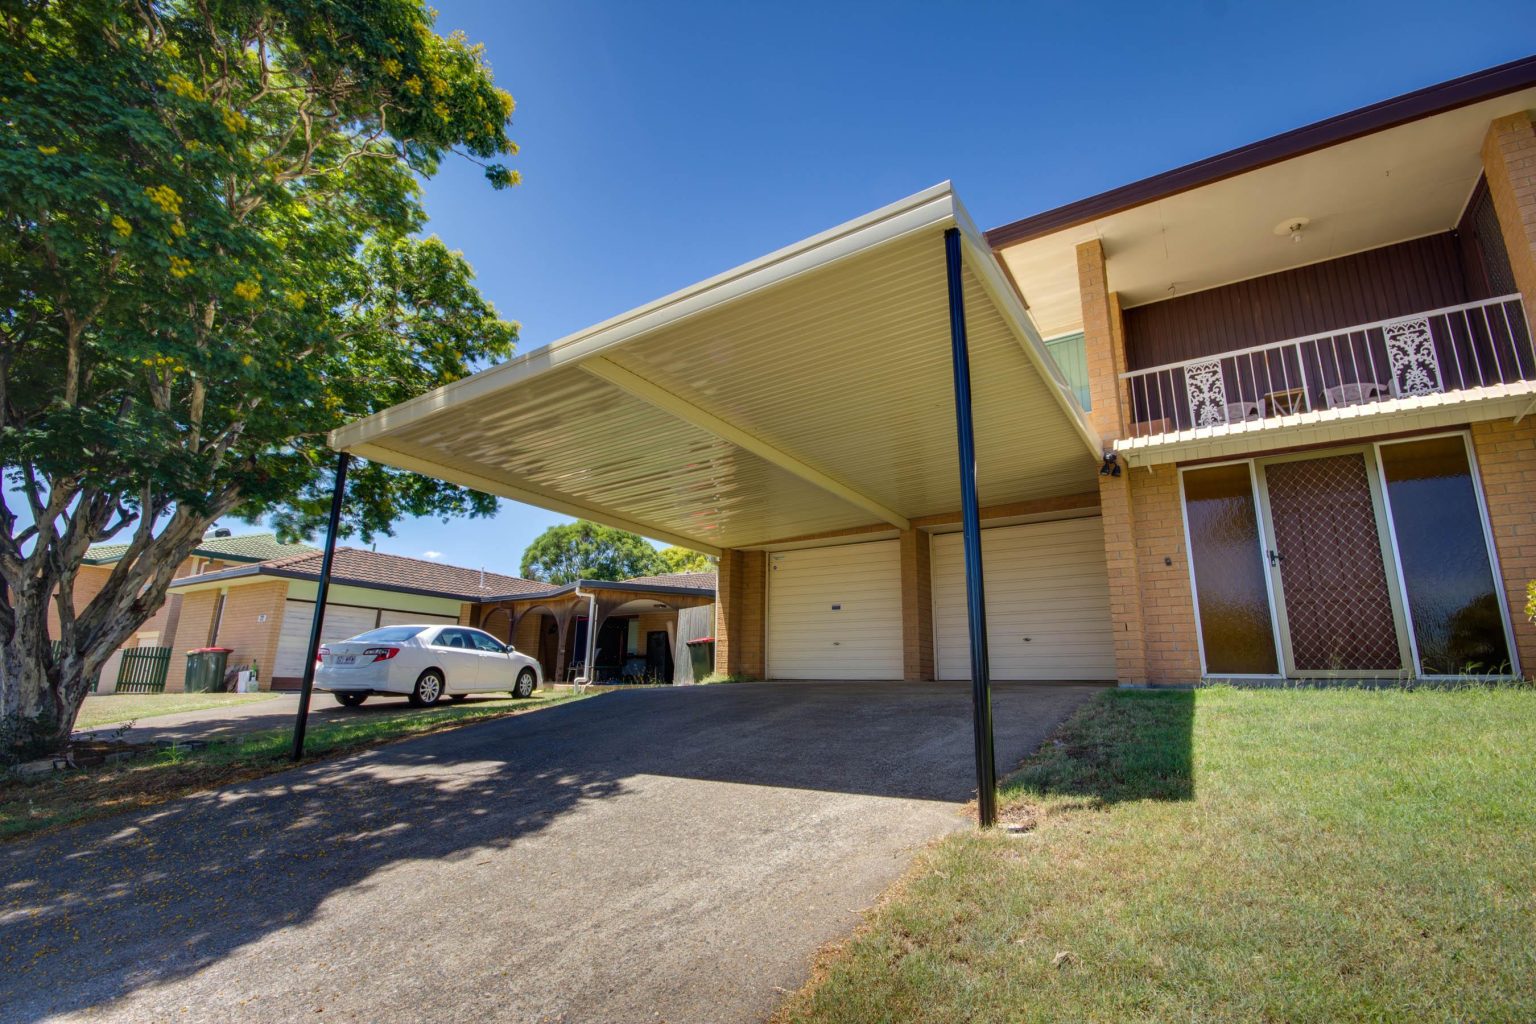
[1099,465,1202,685]
[1130,467,1201,682]
[1482,112,1536,307]
[165,590,218,691]
[715,549,765,678]
[213,581,288,690]
[164,582,288,691]
[510,611,540,651]
[900,528,933,680]
[1470,418,1536,674]
[45,564,113,639]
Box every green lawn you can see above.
[3,691,585,841]
[777,686,1536,1024]
[74,691,280,731]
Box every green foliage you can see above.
[0,0,520,750]
[520,521,663,585]
[655,545,714,575]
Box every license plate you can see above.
[335,655,355,666]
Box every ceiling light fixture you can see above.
[1274,216,1310,244]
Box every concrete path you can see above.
[3,681,1101,1024]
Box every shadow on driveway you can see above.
[3,680,1101,1023]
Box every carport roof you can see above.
[331,184,1102,555]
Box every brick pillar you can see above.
[1099,472,1148,684]
[1077,239,1130,440]
[1482,113,1536,311]
[1469,418,1536,674]
[1131,468,1202,682]
[900,528,934,681]
[714,549,765,678]
[1080,237,1153,684]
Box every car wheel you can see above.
[334,693,368,708]
[410,670,444,707]
[512,668,536,699]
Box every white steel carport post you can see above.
[944,227,997,827]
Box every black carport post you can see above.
[943,226,998,828]
[290,451,350,761]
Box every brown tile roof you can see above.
[260,548,545,600]
[619,571,717,592]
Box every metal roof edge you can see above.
[984,54,1536,249]
[951,194,1106,460]
[170,563,509,603]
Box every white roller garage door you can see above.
[767,540,902,680]
[932,517,1115,681]
[273,603,463,678]
[272,602,382,679]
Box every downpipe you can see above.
[573,581,597,691]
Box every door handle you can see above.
[1268,549,1284,567]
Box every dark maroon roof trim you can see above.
[984,55,1536,249]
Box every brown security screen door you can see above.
[1262,454,1401,673]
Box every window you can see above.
[349,626,425,643]
[1043,332,1091,410]
[468,630,507,653]
[435,627,472,649]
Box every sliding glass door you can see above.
[1181,462,1279,676]
[1376,435,1515,676]
[1180,433,1518,680]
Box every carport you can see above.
[306,183,1107,823]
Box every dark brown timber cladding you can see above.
[1122,233,1470,369]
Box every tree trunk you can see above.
[0,592,80,761]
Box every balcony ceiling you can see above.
[331,185,1100,555]
[996,87,1536,340]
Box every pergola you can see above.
[290,184,1104,825]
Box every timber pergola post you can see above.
[291,450,350,761]
[944,226,997,828]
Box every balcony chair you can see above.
[1224,399,1264,424]
[1324,381,1386,408]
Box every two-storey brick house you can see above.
[331,57,1536,686]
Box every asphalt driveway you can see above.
[2,680,1101,1024]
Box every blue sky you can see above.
[283,0,1531,575]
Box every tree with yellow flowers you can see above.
[0,0,520,757]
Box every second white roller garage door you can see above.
[767,540,903,680]
[932,516,1115,681]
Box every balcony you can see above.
[1120,294,1534,440]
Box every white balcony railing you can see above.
[1119,294,1533,438]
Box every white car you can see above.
[316,624,542,707]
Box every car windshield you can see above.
[346,626,425,643]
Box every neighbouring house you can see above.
[165,548,540,691]
[52,530,316,691]
[473,571,717,684]
[166,550,717,691]
[329,57,1536,686]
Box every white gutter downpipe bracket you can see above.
[573,581,597,689]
